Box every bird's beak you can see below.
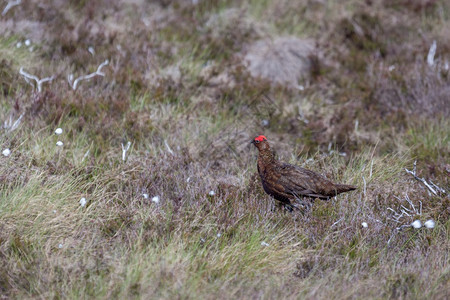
[250,140,255,145]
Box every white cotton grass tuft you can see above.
[25,39,31,46]
[56,141,63,147]
[142,193,149,199]
[2,148,11,157]
[208,190,215,196]
[58,244,63,249]
[261,241,269,247]
[217,233,221,238]
[361,222,368,228]
[424,219,435,229]
[151,196,160,204]
[55,128,63,135]
[79,197,87,207]
[411,220,422,229]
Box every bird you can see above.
[251,135,356,211]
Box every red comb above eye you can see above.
[255,135,267,142]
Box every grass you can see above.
[0,0,449,299]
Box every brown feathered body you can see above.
[252,136,356,209]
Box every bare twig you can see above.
[386,191,435,244]
[396,224,411,231]
[362,176,367,197]
[427,179,446,195]
[331,217,343,228]
[68,60,109,90]
[19,68,55,92]
[3,113,24,131]
[388,193,420,224]
[164,140,174,155]
[1,0,21,16]
[121,141,131,161]
[82,150,90,162]
[387,207,397,214]
[404,194,416,213]
[405,161,446,195]
[427,40,436,67]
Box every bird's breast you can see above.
[258,167,280,192]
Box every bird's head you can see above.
[251,135,270,151]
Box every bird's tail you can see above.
[335,184,357,194]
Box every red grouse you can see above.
[251,135,356,210]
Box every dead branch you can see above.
[1,0,21,16]
[68,60,109,90]
[427,40,436,67]
[19,68,55,92]
[405,160,446,196]
[3,113,24,131]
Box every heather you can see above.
[0,1,449,299]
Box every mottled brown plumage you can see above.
[251,135,356,210]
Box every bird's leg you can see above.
[272,201,293,213]
[303,199,313,211]
[273,201,284,211]
[284,203,294,212]
[293,198,313,212]
[270,200,280,212]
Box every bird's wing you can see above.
[275,162,333,198]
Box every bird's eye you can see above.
[255,140,260,144]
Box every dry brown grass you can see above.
[0,0,449,299]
